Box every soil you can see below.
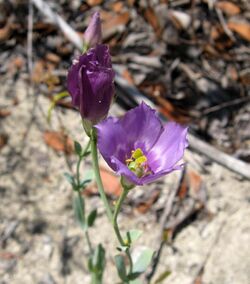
[0,76,249,284]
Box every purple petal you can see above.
[110,156,143,185]
[95,117,129,170]
[84,12,102,48]
[109,157,182,186]
[140,164,183,184]
[147,122,188,172]
[67,59,82,107]
[67,45,115,124]
[120,103,164,152]
[80,66,114,122]
[96,104,188,186]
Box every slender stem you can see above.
[76,156,82,186]
[76,139,91,188]
[112,188,128,246]
[90,132,113,223]
[76,190,93,255]
[113,187,133,275]
[90,130,133,276]
[91,273,102,284]
[75,139,93,254]
[85,230,93,254]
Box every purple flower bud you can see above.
[83,12,102,49]
[67,44,115,125]
[96,103,188,186]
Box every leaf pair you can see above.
[115,248,154,283]
[74,141,90,157]
[115,229,154,283]
[88,244,106,280]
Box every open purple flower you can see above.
[67,44,115,125]
[96,103,188,186]
[83,12,102,49]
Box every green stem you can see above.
[76,190,93,254]
[91,273,102,284]
[76,139,91,188]
[85,229,93,254]
[76,156,83,187]
[112,188,128,246]
[113,186,133,275]
[90,129,133,276]
[75,139,93,254]
[90,131,113,223]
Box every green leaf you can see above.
[88,257,93,272]
[83,170,95,181]
[64,172,75,187]
[132,248,154,275]
[126,230,143,245]
[73,194,85,229]
[82,150,91,157]
[127,272,140,281]
[78,170,94,190]
[154,270,171,283]
[87,209,97,227]
[129,279,142,284]
[79,178,92,190]
[92,244,106,272]
[74,141,82,156]
[88,245,106,283]
[114,255,128,282]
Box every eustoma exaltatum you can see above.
[66,10,188,284]
[96,102,188,186]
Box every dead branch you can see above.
[31,0,83,50]
[189,134,250,180]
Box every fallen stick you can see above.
[189,134,250,180]
[31,0,83,50]
[31,0,250,180]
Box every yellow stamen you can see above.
[126,148,150,178]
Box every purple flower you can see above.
[67,44,115,125]
[96,103,188,186]
[83,12,102,48]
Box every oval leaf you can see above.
[64,172,76,187]
[93,244,106,271]
[74,141,82,156]
[126,229,143,245]
[87,209,97,227]
[73,194,85,229]
[132,247,154,275]
[114,255,128,282]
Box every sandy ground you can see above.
[0,76,250,284]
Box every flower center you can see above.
[126,148,151,178]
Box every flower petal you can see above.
[95,117,128,170]
[83,12,102,48]
[67,58,81,107]
[80,68,114,123]
[147,122,188,172]
[140,164,183,184]
[67,45,115,124]
[120,102,164,152]
[110,156,142,185]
